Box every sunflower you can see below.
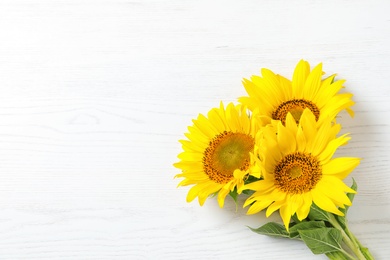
[239,60,354,126]
[174,102,264,207]
[243,109,360,230]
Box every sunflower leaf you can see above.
[299,227,343,254]
[337,178,358,228]
[289,221,326,239]
[308,203,331,222]
[248,222,290,239]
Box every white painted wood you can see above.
[0,0,389,259]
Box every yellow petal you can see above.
[192,114,217,138]
[322,157,360,179]
[225,103,241,131]
[321,176,357,194]
[251,75,280,106]
[296,125,307,152]
[277,121,296,155]
[177,151,203,161]
[311,188,344,216]
[179,139,204,153]
[269,188,287,202]
[174,160,203,169]
[292,60,310,97]
[241,78,274,113]
[318,134,350,163]
[310,120,332,156]
[186,125,209,144]
[315,78,344,108]
[277,74,293,100]
[198,182,223,206]
[296,192,313,220]
[288,194,301,217]
[285,112,298,135]
[243,180,275,195]
[299,109,317,148]
[266,200,284,217]
[217,187,230,208]
[246,200,273,215]
[261,68,284,104]
[316,180,352,207]
[186,184,203,203]
[207,108,227,132]
[302,63,322,100]
[280,204,292,231]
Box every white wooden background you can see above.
[0,0,389,259]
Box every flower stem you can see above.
[344,227,375,260]
[328,214,374,260]
[326,250,355,260]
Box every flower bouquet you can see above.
[174,60,374,259]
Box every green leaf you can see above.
[308,203,331,222]
[337,178,358,228]
[249,222,290,239]
[299,227,343,254]
[289,221,326,239]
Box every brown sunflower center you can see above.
[203,131,254,184]
[274,152,322,194]
[272,99,320,125]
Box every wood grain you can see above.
[0,0,389,259]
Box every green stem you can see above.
[326,250,355,260]
[344,227,375,260]
[328,214,374,260]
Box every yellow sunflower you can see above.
[243,109,360,230]
[174,102,264,207]
[239,60,354,125]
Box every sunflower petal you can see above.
[266,200,284,217]
[247,200,273,215]
[303,62,322,100]
[292,60,310,97]
[322,157,361,179]
[311,188,344,216]
[280,204,292,231]
[318,134,350,163]
[296,192,312,220]
[277,121,296,155]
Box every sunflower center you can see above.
[203,131,254,184]
[272,99,320,124]
[274,152,322,194]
